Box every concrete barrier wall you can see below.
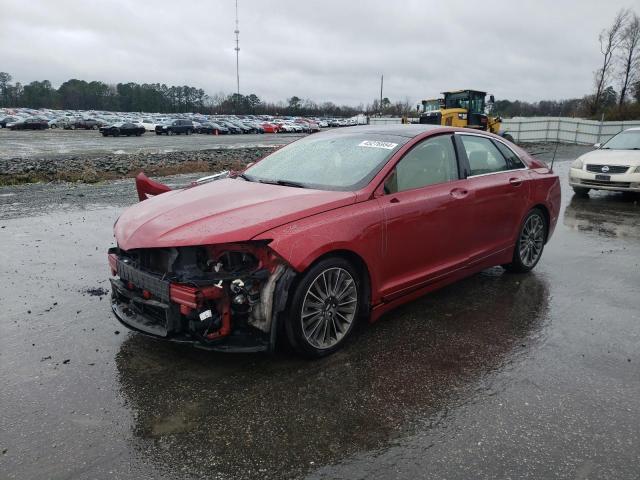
[369,116,640,145]
[502,117,640,145]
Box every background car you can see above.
[155,119,195,135]
[9,117,49,130]
[65,118,102,130]
[110,125,560,358]
[261,122,280,133]
[99,122,145,137]
[569,127,640,196]
[0,116,20,128]
[138,118,157,132]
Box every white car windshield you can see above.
[602,130,640,150]
[243,132,406,191]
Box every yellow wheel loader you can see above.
[419,90,513,142]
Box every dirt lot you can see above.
[1,145,639,479]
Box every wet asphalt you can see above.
[0,128,304,160]
[1,145,639,479]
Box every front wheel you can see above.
[503,208,547,273]
[285,257,362,358]
[572,186,590,196]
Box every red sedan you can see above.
[261,122,280,133]
[108,125,560,357]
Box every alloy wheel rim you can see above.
[519,214,545,267]
[301,267,358,349]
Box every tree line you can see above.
[0,73,359,117]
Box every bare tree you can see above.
[618,12,640,106]
[592,9,629,113]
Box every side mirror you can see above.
[593,143,601,149]
[489,95,495,103]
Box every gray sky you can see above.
[0,0,635,106]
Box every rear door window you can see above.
[493,141,525,169]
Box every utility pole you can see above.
[379,74,383,117]
[234,0,240,113]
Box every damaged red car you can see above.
[108,125,560,357]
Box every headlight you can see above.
[571,158,584,169]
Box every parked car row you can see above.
[0,107,362,135]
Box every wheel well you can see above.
[305,250,372,315]
[531,204,550,242]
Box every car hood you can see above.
[114,178,356,250]
[579,149,640,166]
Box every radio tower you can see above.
[234,0,240,111]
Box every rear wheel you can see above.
[285,257,362,358]
[503,208,547,273]
[573,186,590,196]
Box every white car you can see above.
[569,128,640,195]
[138,118,157,132]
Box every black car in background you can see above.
[8,117,49,130]
[197,122,229,134]
[218,120,242,134]
[99,122,145,137]
[155,119,194,135]
[0,116,19,128]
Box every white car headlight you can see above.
[571,158,584,169]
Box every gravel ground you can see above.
[0,128,305,184]
[1,145,640,479]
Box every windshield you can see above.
[602,130,640,150]
[243,133,407,191]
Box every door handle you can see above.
[449,188,469,199]
[509,178,522,186]
[389,197,400,204]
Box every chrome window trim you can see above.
[455,132,530,178]
[466,167,529,179]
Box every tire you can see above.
[502,133,514,143]
[168,130,174,136]
[51,124,57,129]
[285,257,362,358]
[70,124,76,130]
[155,132,161,135]
[572,187,590,196]
[186,129,192,135]
[503,208,548,273]
[92,125,98,130]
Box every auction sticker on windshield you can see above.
[358,140,398,150]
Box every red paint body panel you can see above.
[113,126,561,324]
[135,172,172,201]
[115,178,355,250]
